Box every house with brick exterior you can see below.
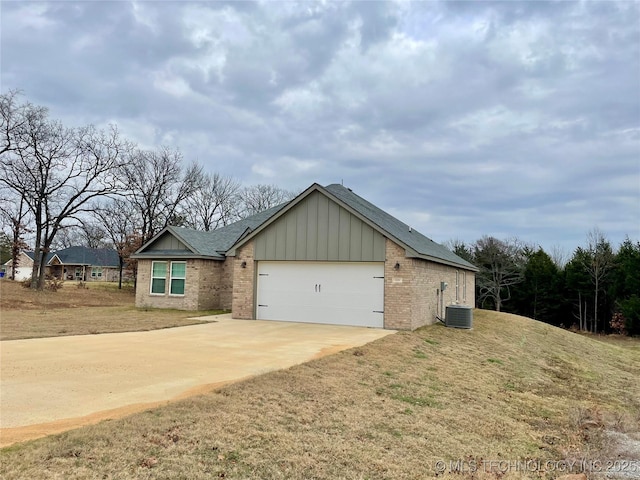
[132,183,477,330]
[3,246,123,282]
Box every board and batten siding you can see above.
[254,191,386,262]
[147,232,189,251]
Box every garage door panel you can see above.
[256,262,384,328]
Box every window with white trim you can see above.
[455,270,460,302]
[170,262,186,295]
[462,271,467,301]
[151,261,167,294]
[75,267,82,278]
[91,267,103,278]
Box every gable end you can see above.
[146,231,191,252]
[254,190,386,261]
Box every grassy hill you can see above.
[1,310,639,479]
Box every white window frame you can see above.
[91,267,103,278]
[462,271,467,301]
[150,261,167,295]
[169,261,186,296]
[455,270,460,302]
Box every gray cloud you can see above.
[1,0,638,252]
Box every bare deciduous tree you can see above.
[0,189,30,280]
[183,173,241,231]
[549,244,570,269]
[240,184,298,217]
[0,92,126,288]
[121,149,202,243]
[583,227,614,334]
[93,198,140,288]
[0,89,44,156]
[474,236,525,312]
[52,222,109,250]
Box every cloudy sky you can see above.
[2,0,639,254]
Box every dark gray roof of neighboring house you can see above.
[23,247,119,266]
[56,246,119,266]
[24,251,57,264]
[323,184,477,271]
[133,203,289,259]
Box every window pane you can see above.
[170,278,185,295]
[151,278,166,294]
[171,262,186,278]
[152,262,167,277]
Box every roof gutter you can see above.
[130,253,225,261]
[406,251,479,272]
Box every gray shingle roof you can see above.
[24,251,57,264]
[134,203,289,259]
[135,183,476,271]
[25,247,119,266]
[56,246,120,266]
[323,184,477,270]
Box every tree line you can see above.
[449,231,640,336]
[0,91,296,289]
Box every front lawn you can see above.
[0,280,227,340]
[2,310,638,479]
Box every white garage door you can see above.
[256,262,384,328]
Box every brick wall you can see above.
[219,258,234,310]
[196,259,233,310]
[383,239,476,330]
[231,242,255,319]
[383,241,414,330]
[135,241,476,326]
[136,258,226,311]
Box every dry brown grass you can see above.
[1,310,638,479]
[0,278,135,310]
[0,280,227,340]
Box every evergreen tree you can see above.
[512,248,564,325]
[564,248,593,331]
[611,238,640,335]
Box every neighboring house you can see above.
[132,183,477,330]
[2,251,38,281]
[3,246,123,282]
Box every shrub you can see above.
[610,312,627,335]
[45,278,64,292]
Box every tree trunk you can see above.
[118,256,123,289]
[594,275,599,334]
[30,219,43,289]
[578,292,583,330]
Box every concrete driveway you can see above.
[0,315,394,446]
